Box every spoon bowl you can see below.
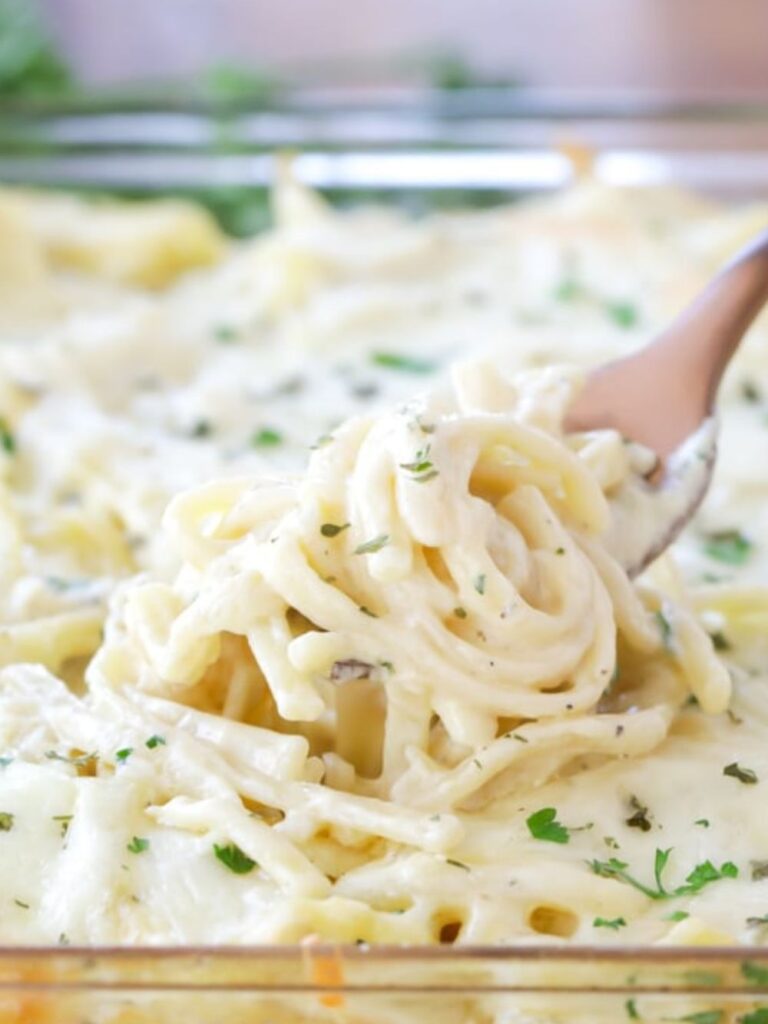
[565,228,768,575]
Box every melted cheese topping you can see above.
[1,179,768,962]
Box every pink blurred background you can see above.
[39,0,768,97]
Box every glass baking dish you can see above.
[1,944,768,1022]
[2,91,768,1022]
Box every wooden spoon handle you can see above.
[652,227,768,409]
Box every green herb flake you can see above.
[0,812,14,831]
[747,915,768,927]
[673,1013,724,1024]
[52,814,72,838]
[741,379,762,403]
[371,352,437,375]
[655,609,673,650]
[359,605,378,618]
[0,418,16,455]
[625,796,652,832]
[666,910,689,922]
[126,836,149,854]
[213,324,239,343]
[445,858,470,871]
[710,630,731,651]
[251,427,283,448]
[703,529,753,566]
[320,522,349,538]
[695,819,710,828]
[399,445,439,483]
[145,735,166,749]
[724,762,758,785]
[454,606,467,619]
[474,573,487,596]
[115,748,133,764]
[588,848,736,901]
[677,859,738,895]
[605,301,639,329]
[593,916,626,930]
[625,997,640,1020]
[741,960,768,985]
[189,419,213,439]
[753,861,768,881]
[213,842,257,875]
[553,278,582,302]
[526,807,569,845]
[13,898,29,909]
[354,534,390,555]
[739,1010,768,1024]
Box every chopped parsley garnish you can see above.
[655,609,673,650]
[454,606,467,619]
[126,836,149,854]
[213,324,238,343]
[445,858,470,871]
[526,807,570,845]
[189,419,213,439]
[474,573,487,595]
[251,427,283,448]
[359,605,378,618]
[593,916,626,930]
[741,960,768,985]
[553,278,581,302]
[752,861,768,880]
[695,819,710,828]
[115,748,133,764]
[723,762,758,784]
[145,735,166,749]
[52,814,72,837]
[605,301,639,329]
[625,796,652,832]
[588,848,737,900]
[625,998,640,1020]
[13,899,29,909]
[371,351,437,374]
[703,529,753,565]
[320,522,349,538]
[213,842,257,875]
[666,910,689,922]
[399,445,439,483]
[555,546,565,555]
[740,1010,768,1024]
[747,915,768,927]
[710,630,731,651]
[0,812,14,831]
[741,379,762,403]
[0,418,16,454]
[673,1014,723,1024]
[354,534,390,555]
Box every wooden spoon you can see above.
[564,228,768,576]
